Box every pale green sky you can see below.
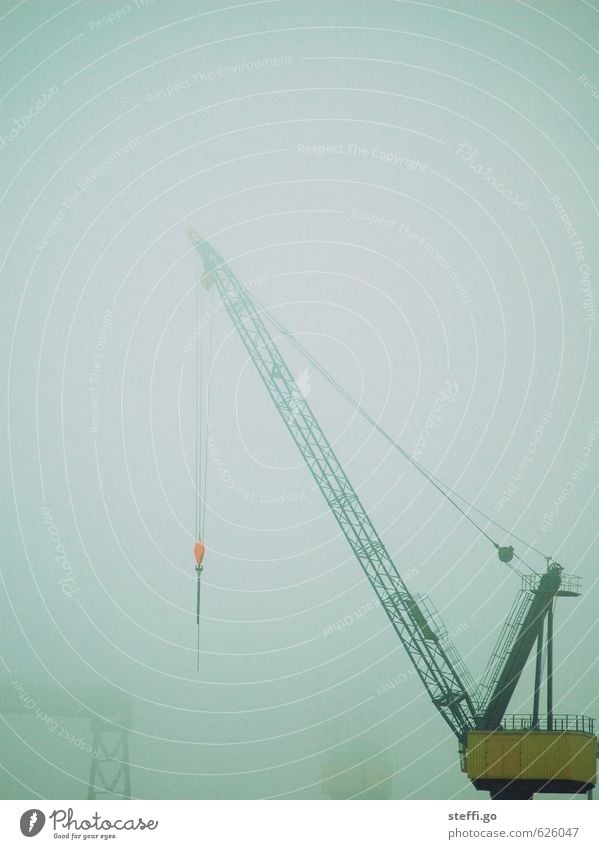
[1,0,598,800]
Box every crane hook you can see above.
[194,540,206,671]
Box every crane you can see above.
[0,684,132,799]
[186,230,596,800]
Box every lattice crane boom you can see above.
[186,230,478,741]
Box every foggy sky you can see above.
[1,0,598,800]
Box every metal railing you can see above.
[478,588,533,708]
[499,714,594,734]
[521,573,582,595]
[412,593,482,710]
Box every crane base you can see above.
[465,729,596,798]
[473,778,593,799]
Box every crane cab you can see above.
[464,716,597,799]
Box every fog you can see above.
[1,0,597,800]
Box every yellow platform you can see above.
[465,730,597,786]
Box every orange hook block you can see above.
[194,540,206,567]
